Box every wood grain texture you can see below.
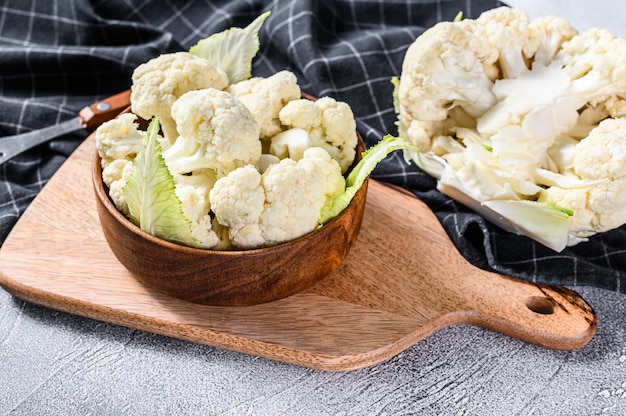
[0,134,597,372]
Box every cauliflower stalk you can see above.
[97,14,404,250]
[395,6,626,252]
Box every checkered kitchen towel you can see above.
[1,0,624,294]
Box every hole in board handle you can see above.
[525,296,555,315]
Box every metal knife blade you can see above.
[0,90,131,166]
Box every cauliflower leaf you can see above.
[190,11,270,84]
[124,117,200,248]
[318,135,419,225]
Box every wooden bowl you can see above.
[92,130,367,306]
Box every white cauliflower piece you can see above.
[208,165,266,249]
[278,97,358,173]
[544,118,626,238]
[130,52,229,145]
[396,18,499,151]
[101,159,135,215]
[477,7,540,79]
[162,88,262,177]
[172,169,220,249]
[209,147,345,249]
[95,113,146,214]
[227,70,301,139]
[530,16,578,66]
[559,28,626,118]
[96,113,145,168]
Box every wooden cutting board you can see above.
[0,134,596,372]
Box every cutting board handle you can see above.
[311,182,597,353]
[447,271,596,350]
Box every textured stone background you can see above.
[2,285,625,415]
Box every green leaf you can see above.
[544,202,574,216]
[123,117,200,248]
[189,11,271,84]
[391,76,401,116]
[318,135,419,225]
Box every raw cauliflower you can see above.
[277,97,358,173]
[96,113,145,167]
[209,147,346,249]
[395,6,626,250]
[130,52,229,145]
[95,113,146,215]
[396,17,500,151]
[227,70,301,140]
[95,16,369,251]
[172,169,220,249]
[542,118,626,240]
[162,88,262,177]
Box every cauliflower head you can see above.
[130,52,229,145]
[162,88,262,177]
[227,70,301,140]
[278,97,358,173]
[396,6,626,249]
[209,147,345,249]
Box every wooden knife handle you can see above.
[79,90,131,130]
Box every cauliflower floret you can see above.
[95,113,147,215]
[297,147,347,198]
[277,97,358,173]
[173,169,220,249]
[209,148,345,249]
[95,113,145,168]
[163,88,262,177]
[101,159,135,215]
[397,18,499,151]
[545,118,626,238]
[477,7,540,79]
[208,165,266,249]
[227,70,301,140]
[529,16,578,66]
[130,52,229,145]
[559,28,626,118]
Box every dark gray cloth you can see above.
[1,0,624,294]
